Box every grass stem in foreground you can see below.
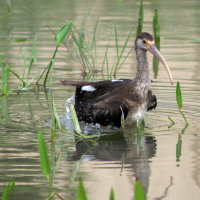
[38,132,51,182]
[134,179,146,200]
[77,178,88,200]
[1,180,15,200]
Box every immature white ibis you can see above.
[61,32,173,127]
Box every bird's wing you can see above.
[60,79,130,89]
[76,98,129,127]
[61,79,131,101]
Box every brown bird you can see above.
[61,32,173,127]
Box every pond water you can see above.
[0,0,200,199]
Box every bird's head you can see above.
[136,32,174,85]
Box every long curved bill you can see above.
[148,44,174,85]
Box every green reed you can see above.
[3,34,38,90]
[77,178,88,200]
[37,21,72,86]
[134,179,146,200]
[71,23,98,75]
[1,180,15,200]
[152,9,160,78]
[38,132,51,182]
[109,188,115,200]
[176,81,188,126]
[136,1,143,36]
[153,9,160,49]
[75,178,146,200]
[112,27,133,77]
[1,60,10,95]
[70,104,82,135]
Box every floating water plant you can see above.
[134,179,146,200]
[136,1,143,36]
[1,180,15,200]
[38,132,51,182]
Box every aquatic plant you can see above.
[176,81,188,126]
[70,103,82,134]
[109,188,115,200]
[1,180,15,200]
[77,178,88,200]
[112,27,133,77]
[136,1,143,36]
[37,21,73,86]
[38,132,51,182]
[134,179,146,200]
[153,9,160,49]
[0,57,10,95]
[75,178,146,200]
[152,9,160,78]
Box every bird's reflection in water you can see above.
[71,127,157,193]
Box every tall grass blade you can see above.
[134,179,146,200]
[77,178,88,200]
[22,48,27,80]
[55,21,73,44]
[153,9,160,78]
[113,29,133,76]
[153,9,160,49]
[38,132,51,182]
[153,56,159,79]
[109,188,115,200]
[52,98,61,130]
[176,135,182,162]
[176,81,182,109]
[9,68,26,87]
[28,33,37,79]
[1,64,10,95]
[101,39,110,77]
[136,1,143,36]
[1,96,10,120]
[114,24,119,59]
[70,104,82,135]
[5,0,12,14]
[43,59,55,86]
[38,21,72,85]
[1,180,15,200]
[91,15,99,62]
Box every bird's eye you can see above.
[143,40,146,44]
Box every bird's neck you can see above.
[135,48,151,90]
